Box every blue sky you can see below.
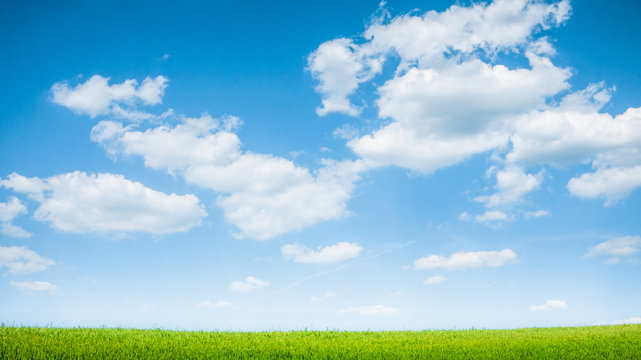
[1,0,641,330]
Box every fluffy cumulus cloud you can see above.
[0,196,31,237]
[528,299,568,312]
[310,0,572,175]
[9,280,58,293]
[584,236,641,263]
[307,38,383,116]
[229,276,270,292]
[51,75,168,118]
[0,245,55,274]
[414,249,517,271]
[507,91,641,205]
[308,0,641,207]
[91,115,370,240]
[281,242,362,264]
[475,166,543,208]
[1,172,206,235]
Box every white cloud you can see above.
[9,280,58,293]
[337,305,400,316]
[349,121,509,174]
[529,299,568,312]
[0,223,32,238]
[414,249,517,270]
[596,316,641,326]
[423,275,446,285]
[363,0,570,66]
[508,103,641,168]
[474,210,512,223]
[0,246,55,274]
[475,166,543,208]
[307,1,641,207]
[332,123,359,140]
[307,38,382,116]
[281,242,362,264]
[229,276,270,292]
[0,196,31,238]
[567,166,641,206]
[584,236,641,263]
[525,209,549,218]
[2,171,206,235]
[309,0,571,176]
[51,75,168,118]
[91,116,371,240]
[196,300,233,308]
[507,100,641,205]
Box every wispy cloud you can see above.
[9,280,58,293]
[282,242,362,264]
[414,250,517,271]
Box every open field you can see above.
[1,325,640,359]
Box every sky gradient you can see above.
[1,0,641,330]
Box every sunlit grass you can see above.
[1,325,640,359]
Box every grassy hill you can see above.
[1,324,640,359]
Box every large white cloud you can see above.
[0,196,31,238]
[308,0,641,208]
[309,0,570,118]
[1,172,206,234]
[91,115,370,240]
[281,242,362,264]
[414,249,517,270]
[0,245,55,274]
[51,75,168,118]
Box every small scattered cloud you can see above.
[0,197,31,238]
[337,305,400,316]
[474,166,543,208]
[332,124,359,140]
[529,299,568,312]
[51,75,168,118]
[229,276,270,292]
[525,209,549,219]
[584,236,641,263]
[196,300,233,308]
[414,249,517,271]
[596,316,641,326]
[386,291,405,297]
[282,242,362,264]
[423,275,446,285]
[0,246,55,274]
[9,280,58,293]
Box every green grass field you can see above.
[1,325,640,359]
